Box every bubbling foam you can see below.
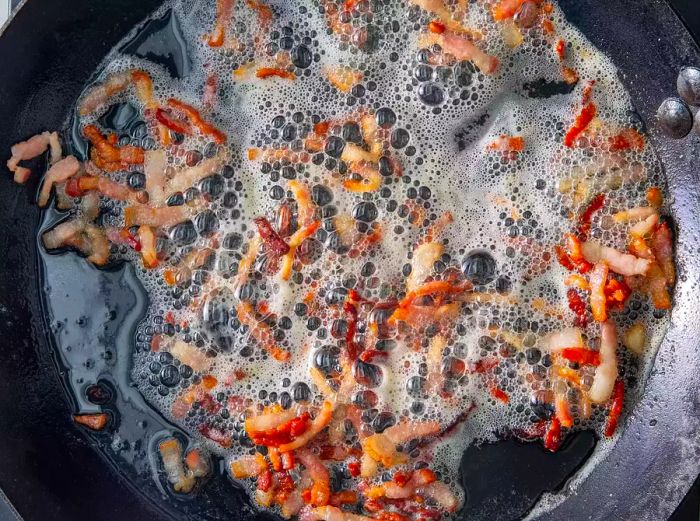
[68,0,671,516]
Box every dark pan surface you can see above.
[0,1,699,520]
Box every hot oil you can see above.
[39,0,672,519]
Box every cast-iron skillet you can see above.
[1,1,699,520]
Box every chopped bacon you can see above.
[209,0,235,47]
[612,206,656,223]
[582,241,651,277]
[74,413,109,430]
[230,453,267,478]
[246,410,310,446]
[237,301,291,361]
[78,71,132,115]
[38,156,81,207]
[652,221,675,285]
[646,187,663,208]
[289,180,316,226]
[487,135,524,159]
[604,379,625,437]
[7,131,61,182]
[83,125,144,171]
[66,174,134,202]
[166,98,227,144]
[491,0,528,21]
[555,39,566,59]
[576,193,605,240]
[344,163,382,193]
[589,321,618,403]
[277,401,334,452]
[159,438,197,493]
[280,221,321,280]
[566,288,588,327]
[199,424,233,448]
[491,387,510,403]
[256,68,297,81]
[124,204,195,228]
[325,66,364,93]
[297,448,331,507]
[561,347,600,366]
[156,107,191,135]
[185,449,210,477]
[543,417,562,452]
[255,217,291,257]
[589,262,608,322]
[428,20,446,34]
[42,219,110,265]
[605,277,631,310]
[418,31,499,75]
[564,102,597,148]
[138,225,159,268]
[608,128,645,151]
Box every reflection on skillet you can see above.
[6,0,679,519]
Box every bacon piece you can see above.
[589,262,608,322]
[652,221,675,285]
[288,180,316,226]
[543,417,562,452]
[124,205,194,228]
[138,225,159,268]
[629,213,659,238]
[280,221,321,280]
[237,301,291,361]
[84,125,144,171]
[230,453,267,478]
[646,187,663,208]
[170,340,212,372]
[297,449,331,507]
[577,193,605,240]
[343,163,382,193]
[324,66,364,93]
[491,0,527,20]
[564,102,597,147]
[487,135,524,157]
[166,155,225,196]
[209,0,235,47]
[66,175,134,202]
[166,98,227,144]
[255,216,291,258]
[277,401,334,452]
[38,156,81,207]
[7,131,60,182]
[582,241,651,277]
[159,438,196,493]
[78,71,132,115]
[561,347,600,366]
[604,379,625,437]
[256,68,297,81]
[419,31,499,74]
[42,219,110,265]
[74,413,109,430]
[545,327,584,351]
[589,321,618,403]
[612,206,656,223]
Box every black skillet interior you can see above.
[0,1,699,520]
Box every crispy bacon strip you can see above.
[84,125,145,171]
[209,0,235,47]
[237,301,291,361]
[74,413,109,431]
[167,98,227,144]
[418,31,499,74]
[38,156,81,207]
[564,102,597,147]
